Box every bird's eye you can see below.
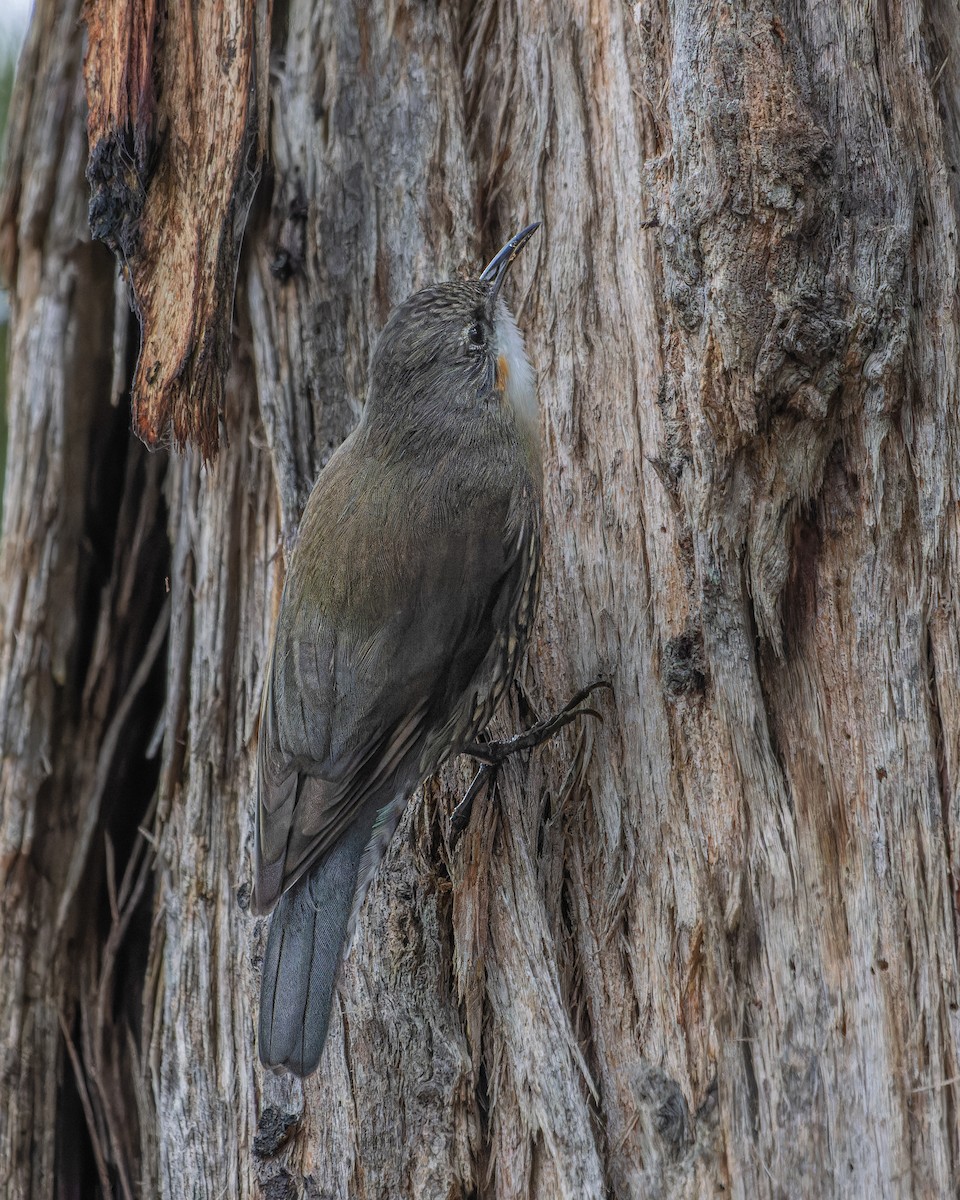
[467,322,485,349]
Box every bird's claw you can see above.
[449,679,612,845]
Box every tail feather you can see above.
[258,813,373,1077]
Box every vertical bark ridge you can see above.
[638,1,960,1194]
[460,2,698,1195]
[143,349,276,1196]
[0,5,170,1195]
[160,0,484,1194]
[2,0,959,1195]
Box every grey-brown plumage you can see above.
[253,225,543,1076]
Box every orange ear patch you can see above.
[496,354,510,392]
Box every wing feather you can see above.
[252,441,536,916]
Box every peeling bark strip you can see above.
[83,0,270,456]
[82,0,157,261]
[3,0,960,1196]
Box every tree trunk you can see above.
[1,1,958,1197]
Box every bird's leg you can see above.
[461,681,612,763]
[450,681,612,839]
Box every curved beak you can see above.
[479,221,541,305]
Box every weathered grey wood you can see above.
[636,4,960,1195]
[0,4,169,1197]
[1,0,958,1196]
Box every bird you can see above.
[252,223,606,1076]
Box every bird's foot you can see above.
[449,680,612,841]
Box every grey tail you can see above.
[258,815,373,1077]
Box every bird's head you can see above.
[365,224,540,449]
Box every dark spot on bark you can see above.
[253,1106,302,1159]
[739,1009,761,1135]
[373,238,391,326]
[662,627,706,698]
[695,1074,719,1123]
[648,455,683,510]
[236,881,251,911]
[654,355,693,488]
[632,1064,693,1156]
[86,128,148,263]
[756,293,848,412]
[656,1087,691,1149]
[259,1168,298,1200]
[271,176,309,282]
[782,504,821,648]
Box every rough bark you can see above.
[84,0,270,455]
[1,1,958,1198]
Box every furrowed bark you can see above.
[639,4,960,1193]
[243,2,484,1194]
[0,1,168,1194]
[0,0,958,1197]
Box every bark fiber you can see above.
[1,1,958,1197]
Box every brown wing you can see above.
[252,443,537,915]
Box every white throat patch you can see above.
[494,300,538,448]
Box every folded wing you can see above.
[252,447,534,915]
